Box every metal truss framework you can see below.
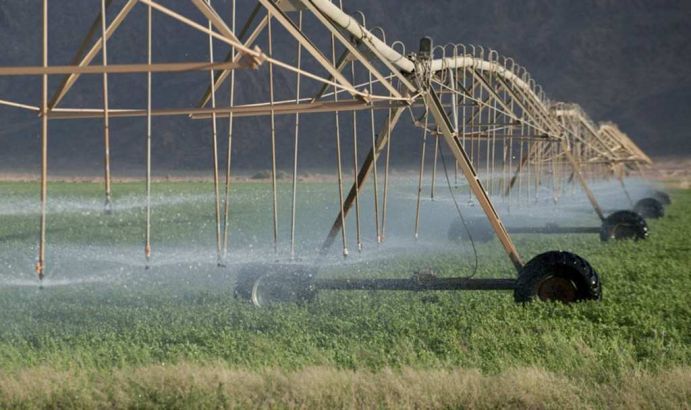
[0,0,654,281]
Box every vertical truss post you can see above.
[616,164,634,207]
[145,1,153,267]
[222,0,238,260]
[320,107,405,256]
[561,142,605,221]
[551,142,561,202]
[331,26,349,258]
[425,88,524,272]
[197,4,267,108]
[206,0,224,265]
[267,13,279,254]
[289,11,302,259]
[101,0,113,212]
[430,133,439,200]
[414,116,429,239]
[36,0,49,282]
[368,71,381,243]
[380,106,394,242]
[350,62,362,252]
[504,141,537,196]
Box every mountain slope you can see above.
[0,0,689,172]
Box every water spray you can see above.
[1,0,668,305]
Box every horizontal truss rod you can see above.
[0,61,251,76]
[507,226,601,235]
[458,134,557,141]
[47,99,406,120]
[316,277,516,291]
[0,99,39,111]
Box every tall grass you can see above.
[1,364,689,409]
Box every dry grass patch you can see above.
[1,364,689,409]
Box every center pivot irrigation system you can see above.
[1,0,668,306]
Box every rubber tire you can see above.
[634,197,664,219]
[253,270,316,307]
[653,190,671,206]
[448,217,494,243]
[514,251,601,303]
[599,210,648,241]
[234,264,266,301]
[234,263,316,306]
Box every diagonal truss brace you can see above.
[425,88,524,271]
[298,0,401,99]
[258,0,357,98]
[48,0,138,110]
[320,107,405,255]
[560,143,606,221]
[197,4,267,108]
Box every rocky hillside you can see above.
[0,0,689,172]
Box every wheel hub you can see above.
[612,223,637,239]
[537,276,578,303]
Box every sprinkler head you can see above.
[418,37,432,59]
[104,200,113,215]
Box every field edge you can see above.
[1,364,689,409]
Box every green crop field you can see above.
[0,181,689,408]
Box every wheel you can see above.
[653,190,671,206]
[251,270,315,307]
[599,210,648,241]
[514,251,601,303]
[633,197,664,219]
[234,263,316,307]
[448,217,494,243]
[234,263,265,301]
